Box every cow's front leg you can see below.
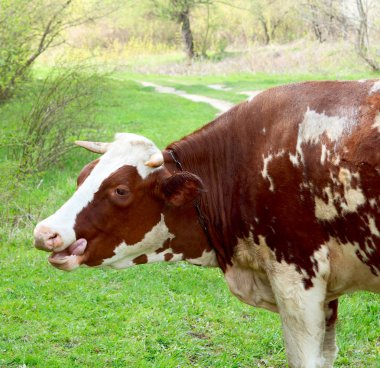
[267,258,330,368]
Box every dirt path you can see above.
[140,81,234,113]
[238,90,262,100]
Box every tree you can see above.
[0,0,119,101]
[248,0,295,45]
[354,0,379,71]
[151,0,212,59]
[304,0,379,71]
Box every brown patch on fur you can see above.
[164,253,173,261]
[77,159,99,187]
[133,254,148,264]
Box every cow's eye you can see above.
[115,186,129,196]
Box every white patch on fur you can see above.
[261,154,274,191]
[187,249,218,266]
[368,216,380,237]
[372,112,380,132]
[338,168,365,213]
[289,152,299,166]
[316,169,366,221]
[102,214,173,269]
[147,250,183,264]
[369,80,380,94]
[332,155,340,166]
[369,198,377,208]
[36,133,162,249]
[261,150,285,191]
[320,144,329,165]
[315,186,338,221]
[295,108,348,163]
[326,238,380,295]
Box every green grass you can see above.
[114,71,380,105]
[1,72,379,367]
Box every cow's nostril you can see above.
[46,232,63,248]
[48,233,59,241]
[34,225,64,250]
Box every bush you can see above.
[0,0,33,100]
[17,68,103,176]
[0,65,105,230]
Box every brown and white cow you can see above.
[34,80,380,368]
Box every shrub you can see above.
[0,65,105,230]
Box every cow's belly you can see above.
[225,235,380,312]
[327,238,380,296]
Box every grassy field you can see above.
[1,72,379,367]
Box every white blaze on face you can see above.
[101,214,178,269]
[36,133,162,248]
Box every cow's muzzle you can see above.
[34,225,64,252]
[34,224,88,271]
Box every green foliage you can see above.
[0,0,33,100]
[0,65,105,234]
[17,67,104,177]
[0,0,119,100]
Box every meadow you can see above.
[1,71,380,367]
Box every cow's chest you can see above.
[225,263,277,312]
[224,237,278,312]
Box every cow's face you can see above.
[33,134,203,271]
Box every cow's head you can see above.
[33,133,211,271]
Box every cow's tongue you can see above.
[50,239,87,260]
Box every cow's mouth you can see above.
[48,238,87,269]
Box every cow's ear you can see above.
[161,172,204,207]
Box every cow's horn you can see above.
[145,152,164,167]
[75,141,109,154]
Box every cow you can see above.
[34,80,380,368]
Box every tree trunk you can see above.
[355,0,379,71]
[259,17,270,45]
[179,10,195,60]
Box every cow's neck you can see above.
[165,105,250,271]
